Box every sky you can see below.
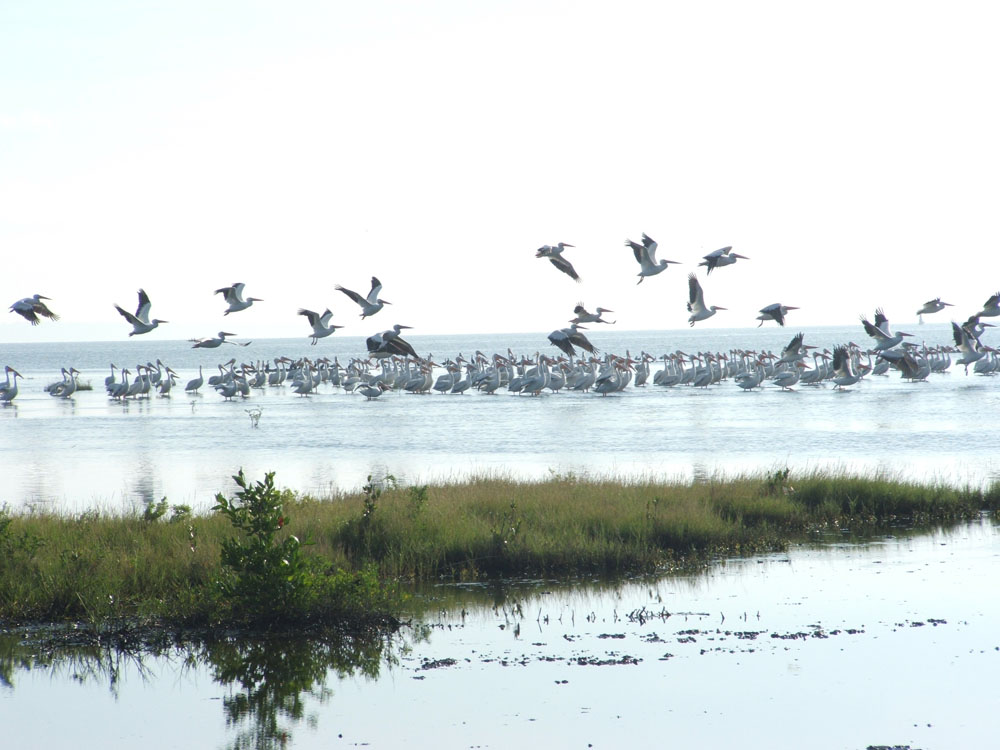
[2,1,999,344]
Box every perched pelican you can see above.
[978,291,1000,318]
[915,297,952,323]
[548,324,598,358]
[10,294,59,325]
[625,233,680,284]
[831,345,860,389]
[190,331,251,348]
[860,308,911,351]
[698,246,748,275]
[535,243,581,282]
[357,381,390,400]
[185,365,204,392]
[214,282,263,315]
[114,289,168,336]
[0,366,24,404]
[686,274,726,326]
[336,276,391,318]
[367,324,419,359]
[756,303,798,327]
[570,304,615,325]
[298,308,343,345]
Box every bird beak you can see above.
[899,331,914,337]
[223,332,237,336]
[786,306,799,310]
[383,300,392,305]
[563,243,575,248]
[732,254,749,259]
[715,306,728,310]
[397,324,412,329]
[38,295,51,300]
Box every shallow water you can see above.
[1,324,998,512]
[2,519,997,748]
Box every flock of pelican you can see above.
[5,236,1000,403]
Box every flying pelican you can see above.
[831,345,860,389]
[298,308,343,345]
[777,332,816,364]
[686,274,726,326]
[625,233,680,284]
[114,289,168,336]
[698,246,748,274]
[548,324,598,358]
[190,331,251,348]
[367,324,419,359]
[978,292,1000,318]
[9,294,59,325]
[952,320,987,373]
[535,243,581,282]
[915,297,952,323]
[860,308,911,351]
[215,283,263,315]
[336,277,391,318]
[570,304,615,325]
[756,303,798,327]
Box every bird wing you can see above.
[336,285,366,306]
[641,233,657,251]
[297,308,319,326]
[367,277,383,304]
[549,255,581,281]
[861,316,886,341]
[115,304,142,326]
[687,274,705,312]
[783,333,804,356]
[135,289,152,323]
[874,307,888,331]
[573,304,588,316]
[985,292,1000,308]
[625,239,644,264]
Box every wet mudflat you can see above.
[2,519,997,749]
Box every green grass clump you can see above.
[0,469,996,628]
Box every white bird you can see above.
[757,303,798,327]
[698,246,748,275]
[298,308,343,345]
[114,289,168,336]
[978,291,1000,318]
[952,320,987,373]
[860,308,911,351]
[831,345,860,389]
[185,365,204,392]
[570,304,615,325]
[336,276,391,318]
[535,243,581,282]
[0,366,24,404]
[10,294,59,325]
[367,324,420,359]
[625,233,680,284]
[214,283,263,315]
[686,274,726,326]
[190,331,251,348]
[915,297,952,323]
[548,324,598,358]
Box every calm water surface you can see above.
[2,519,997,748]
[1,323,998,511]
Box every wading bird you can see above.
[687,274,726,326]
[215,283,263,315]
[625,233,680,284]
[114,289,168,336]
[9,294,59,325]
[570,304,615,325]
[0,366,24,404]
[698,246,748,274]
[831,345,861,389]
[756,303,798,327]
[336,276,391,318]
[915,297,952,323]
[298,308,343,345]
[190,331,251,348]
[535,243,581,282]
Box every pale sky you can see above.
[3,1,999,344]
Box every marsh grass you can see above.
[1,470,996,627]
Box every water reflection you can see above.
[0,629,395,750]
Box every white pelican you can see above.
[367,324,419,359]
[777,332,816,364]
[0,366,24,404]
[114,289,168,336]
[952,320,987,373]
[190,331,251,348]
[185,365,204,392]
[10,294,59,325]
[535,243,581,282]
[979,291,1000,318]
[215,283,263,315]
[336,276,391,319]
[570,304,615,325]
[298,308,343,345]
[915,297,952,323]
[756,303,798,327]
[625,233,680,284]
[860,308,911,351]
[548,324,598,358]
[698,246,748,274]
[686,274,726,326]
[831,346,860,389]
[358,381,390,400]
